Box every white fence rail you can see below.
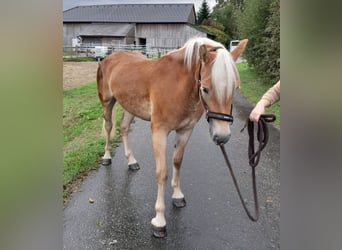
[63,44,176,59]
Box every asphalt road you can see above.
[63,91,280,250]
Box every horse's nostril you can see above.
[213,134,230,145]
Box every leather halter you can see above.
[197,47,234,124]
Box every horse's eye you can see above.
[202,87,209,94]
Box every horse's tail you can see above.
[96,62,104,96]
[97,61,117,139]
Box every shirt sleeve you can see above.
[261,81,280,106]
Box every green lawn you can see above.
[63,57,97,62]
[63,82,122,200]
[236,62,280,127]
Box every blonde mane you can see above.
[183,37,239,103]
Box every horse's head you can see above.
[194,39,248,145]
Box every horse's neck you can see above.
[164,48,201,108]
[165,47,198,79]
[164,48,186,64]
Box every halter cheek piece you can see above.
[198,46,234,124]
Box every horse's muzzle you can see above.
[209,121,231,145]
[213,133,230,145]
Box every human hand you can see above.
[249,101,267,122]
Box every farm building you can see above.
[63,3,211,49]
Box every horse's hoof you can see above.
[128,163,140,170]
[172,198,186,208]
[102,158,111,166]
[151,225,167,238]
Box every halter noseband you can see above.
[198,46,234,124]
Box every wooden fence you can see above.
[63,44,175,60]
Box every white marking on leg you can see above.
[171,128,194,199]
[172,166,184,199]
[151,184,166,227]
[122,136,137,165]
[101,98,115,160]
[151,128,168,228]
[120,111,137,165]
[103,119,112,160]
[103,150,111,160]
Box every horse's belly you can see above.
[117,96,151,121]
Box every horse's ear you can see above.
[234,68,241,89]
[230,39,248,62]
[199,44,207,62]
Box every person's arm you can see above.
[249,81,280,122]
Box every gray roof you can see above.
[63,4,196,24]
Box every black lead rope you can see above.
[196,50,275,221]
[247,114,276,167]
[220,114,276,221]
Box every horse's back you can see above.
[106,51,146,63]
[98,51,153,121]
[97,49,201,128]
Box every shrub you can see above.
[237,0,280,83]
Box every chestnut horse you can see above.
[97,37,248,237]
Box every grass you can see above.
[236,62,280,127]
[63,57,97,62]
[63,82,122,200]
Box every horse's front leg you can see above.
[171,127,194,208]
[150,127,168,238]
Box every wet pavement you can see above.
[63,91,280,250]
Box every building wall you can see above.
[136,23,207,48]
[63,23,207,48]
[63,23,134,46]
[63,24,77,46]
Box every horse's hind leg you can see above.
[102,105,116,139]
[101,97,116,165]
[171,127,194,208]
[120,110,140,170]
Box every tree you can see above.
[198,24,228,46]
[237,0,280,83]
[264,0,280,82]
[197,1,228,46]
[211,0,245,45]
[211,0,280,83]
[197,0,211,25]
[214,0,245,11]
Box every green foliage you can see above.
[63,57,96,62]
[197,0,211,25]
[236,0,280,83]
[211,4,235,44]
[197,1,232,46]
[215,0,245,10]
[264,0,280,82]
[237,62,280,127]
[199,25,228,46]
[211,0,279,83]
[212,0,245,43]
